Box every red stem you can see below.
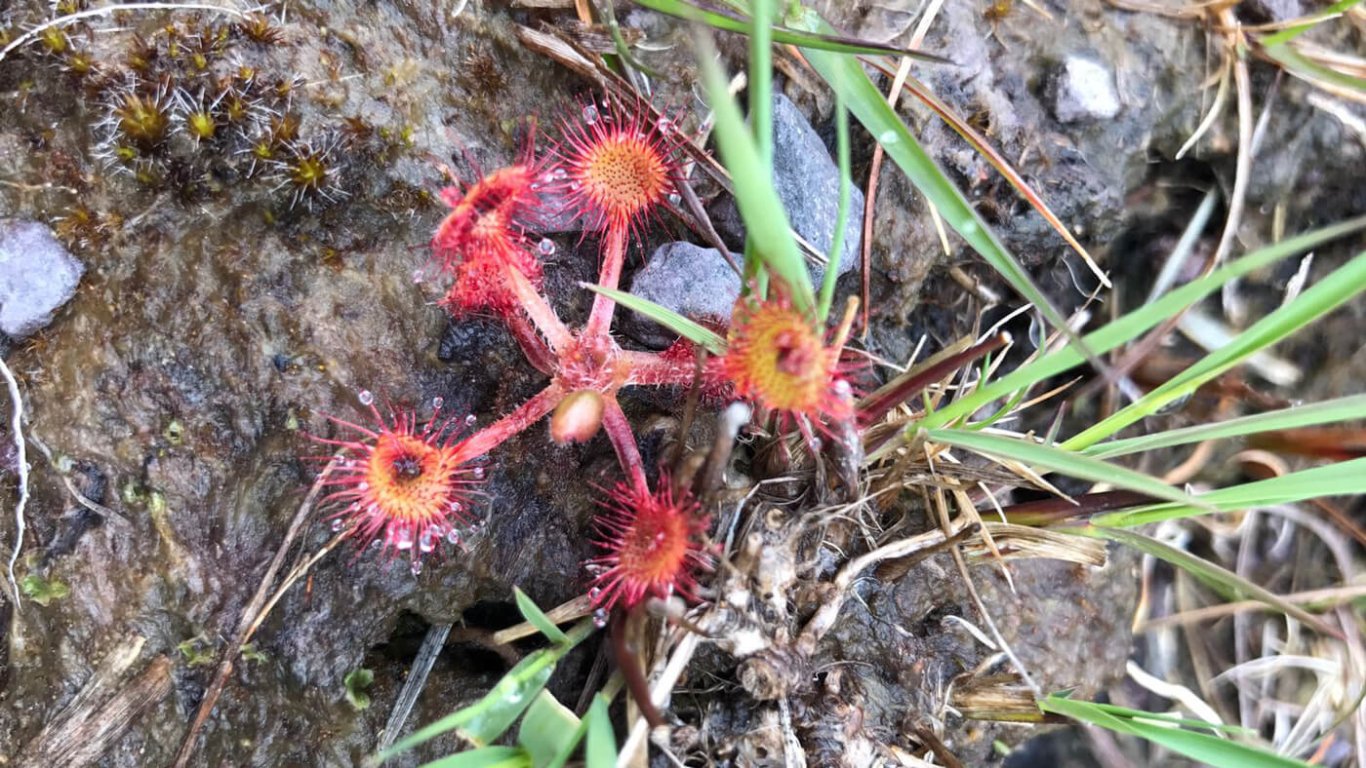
[456,383,564,462]
[857,332,1011,428]
[584,224,627,341]
[621,350,695,388]
[601,395,648,494]
[505,312,555,375]
[504,265,572,352]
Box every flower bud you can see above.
[550,390,604,444]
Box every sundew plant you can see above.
[348,1,1366,765]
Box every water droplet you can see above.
[537,238,556,256]
[582,104,600,124]
[589,587,602,600]
[592,608,610,628]
[505,690,523,705]
[449,501,463,513]
[551,167,567,180]
[809,437,824,452]
[369,538,382,549]
[410,268,425,283]
[877,130,899,145]
[394,527,414,550]
[446,529,462,545]
[471,466,485,480]
[667,193,681,206]
[357,481,369,491]
[358,389,374,406]
[330,519,345,532]
[419,531,436,553]
[347,502,361,512]
[464,414,477,427]
[657,117,673,134]
[530,181,542,191]
[431,396,444,411]
[410,559,423,575]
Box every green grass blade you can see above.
[816,95,851,322]
[419,747,532,768]
[1065,251,1366,450]
[1083,394,1366,459]
[1256,40,1366,94]
[927,429,1211,511]
[1258,0,1363,46]
[513,587,569,645]
[580,284,727,354]
[1073,527,1340,636]
[517,691,580,768]
[1064,700,1249,734]
[1089,457,1366,528]
[377,621,596,761]
[695,32,815,309]
[1040,695,1311,768]
[787,6,1078,341]
[631,0,952,60]
[751,0,773,166]
[584,695,617,768]
[909,215,1366,434]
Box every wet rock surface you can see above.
[0,0,1360,765]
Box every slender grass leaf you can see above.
[542,706,591,768]
[420,747,532,768]
[580,284,727,354]
[518,691,580,768]
[584,695,617,768]
[1258,0,1364,47]
[1072,527,1340,636]
[787,6,1079,342]
[817,95,851,322]
[1083,394,1366,459]
[695,32,816,309]
[378,621,596,761]
[1065,252,1366,450]
[631,0,952,61]
[1089,457,1366,528]
[513,587,569,645]
[906,215,1366,437]
[927,429,1212,511]
[1255,40,1366,95]
[1041,695,1310,768]
[1048,698,1251,734]
[750,0,773,166]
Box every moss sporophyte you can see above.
[311,96,860,608]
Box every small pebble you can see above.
[1051,56,1121,124]
[0,220,85,338]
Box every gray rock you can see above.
[1050,56,1122,124]
[771,93,864,283]
[0,220,84,338]
[710,94,864,286]
[627,241,739,346]
[1245,0,1303,22]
